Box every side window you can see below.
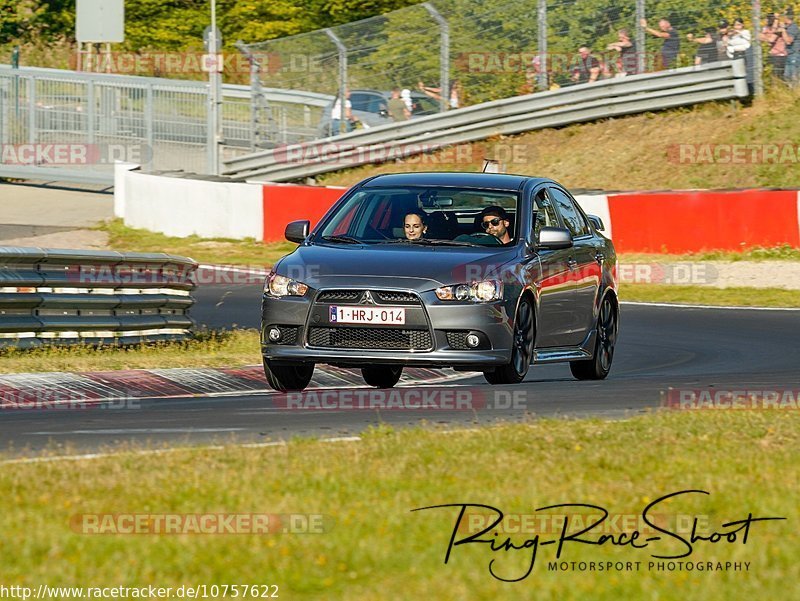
[549,187,591,238]
[533,189,559,239]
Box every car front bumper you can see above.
[261,288,515,369]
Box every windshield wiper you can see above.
[319,235,364,245]
[376,238,479,247]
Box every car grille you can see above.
[315,290,420,305]
[316,290,360,302]
[446,331,470,350]
[308,327,432,350]
[265,325,298,345]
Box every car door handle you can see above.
[595,251,605,264]
[567,258,578,270]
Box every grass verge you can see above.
[619,283,800,307]
[0,330,261,374]
[99,219,295,266]
[618,245,800,263]
[0,411,796,599]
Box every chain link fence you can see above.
[241,0,796,147]
[1,0,794,183]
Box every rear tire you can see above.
[570,295,617,380]
[263,358,314,392]
[361,365,403,388]
[483,297,535,385]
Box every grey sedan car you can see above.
[261,172,619,391]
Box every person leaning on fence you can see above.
[571,47,601,84]
[606,28,638,76]
[760,13,788,78]
[417,80,461,109]
[641,17,680,69]
[687,27,721,65]
[724,18,752,62]
[780,9,799,84]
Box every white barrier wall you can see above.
[116,168,263,240]
[574,194,612,238]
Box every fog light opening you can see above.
[466,333,480,348]
[268,327,282,342]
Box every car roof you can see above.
[349,89,434,99]
[361,172,549,191]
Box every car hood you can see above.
[276,244,519,291]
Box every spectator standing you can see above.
[687,27,721,65]
[760,13,788,78]
[607,29,638,75]
[330,89,354,135]
[571,47,601,83]
[387,88,411,121]
[724,18,752,61]
[400,88,413,112]
[641,17,681,69]
[780,9,799,83]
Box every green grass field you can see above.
[0,411,796,599]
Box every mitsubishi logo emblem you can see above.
[359,290,377,305]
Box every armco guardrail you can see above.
[224,60,748,182]
[0,247,197,348]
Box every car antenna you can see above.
[482,159,502,173]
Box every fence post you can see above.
[537,0,547,91]
[752,0,763,96]
[27,77,36,144]
[636,0,646,74]
[325,29,347,134]
[424,3,450,112]
[86,79,95,144]
[145,83,154,162]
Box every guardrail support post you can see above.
[636,0,646,74]
[752,0,763,96]
[424,3,450,112]
[537,0,547,91]
[325,29,347,134]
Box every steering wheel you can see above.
[454,232,503,246]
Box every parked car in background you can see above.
[317,89,439,137]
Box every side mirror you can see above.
[587,215,604,231]
[538,226,573,250]
[285,220,310,244]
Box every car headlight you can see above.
[265,273,308,297]
[435,280,503,302]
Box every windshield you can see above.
[315,186,519,247]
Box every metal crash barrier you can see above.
[0,247,197,348]
[224,60,749,182]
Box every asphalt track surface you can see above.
[2,274,799,456]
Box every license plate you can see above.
[329,305,406,325]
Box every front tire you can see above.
[263,358,314,392]
[570,295,617,380]
[361,365,403,388]
[483,297,534,385]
